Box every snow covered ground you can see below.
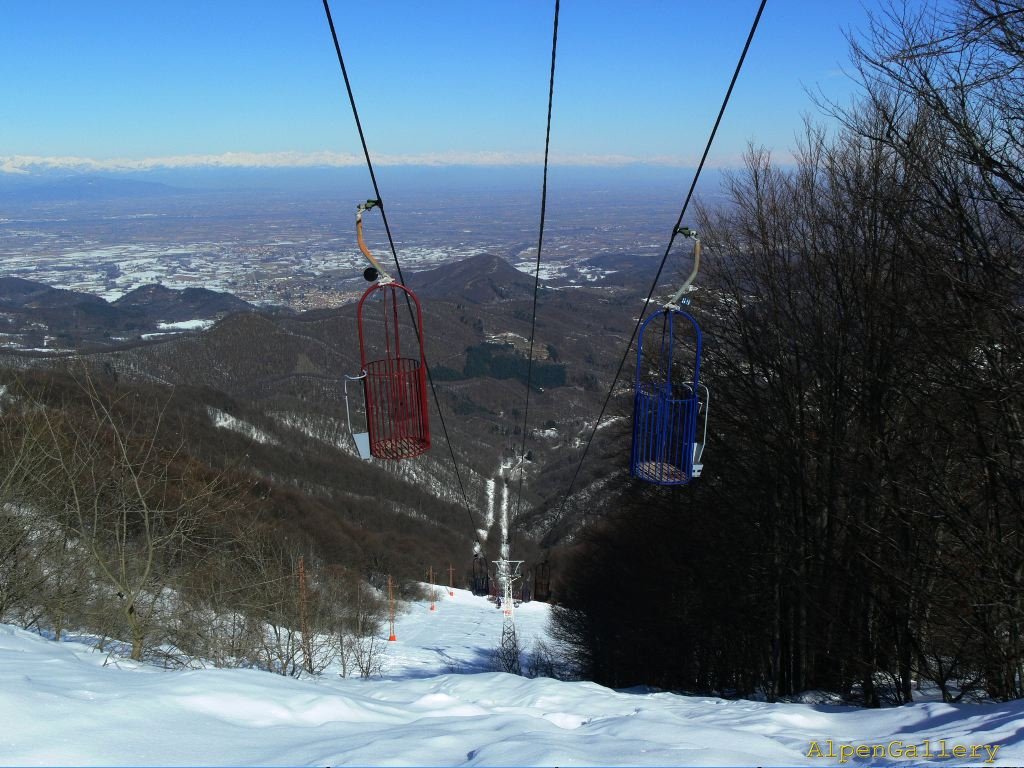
[1,589,1022,766]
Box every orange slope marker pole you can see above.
[428,566,436,612]
[387,574,397,642]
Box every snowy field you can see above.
[1,588,1022,766]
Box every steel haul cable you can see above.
[511,0,560,552]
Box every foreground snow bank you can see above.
[1,590,1022,766]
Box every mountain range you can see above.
[0,252,645,576]
[0,277,258,349]
[413,253,539,304]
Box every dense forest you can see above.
[552,0,1024,704]
[434,342,567,388]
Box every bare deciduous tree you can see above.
[39,374,225,661]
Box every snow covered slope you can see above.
[1,590,1022,766]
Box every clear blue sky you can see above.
[0,1,876,171]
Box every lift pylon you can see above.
[493,559,524,674]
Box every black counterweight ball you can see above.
[363,267,379,282]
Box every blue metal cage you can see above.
[631,308,704,485]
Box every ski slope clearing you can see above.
[1,589,1022,766]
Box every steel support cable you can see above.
[511,0,560,553]
[322,0,480,546]
[555,0,767,519]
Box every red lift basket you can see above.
[355,280,430,460]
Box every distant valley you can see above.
[0,169,705,311]
[0,172,712,573]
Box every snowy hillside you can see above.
[1,590,1021,766]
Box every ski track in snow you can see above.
[484,478,495,536]
[1,590,1023,766]
[500,480,509,560]
[207,408,278,446]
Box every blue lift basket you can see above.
[630,230,709,485]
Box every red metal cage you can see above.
[356,281,430,460]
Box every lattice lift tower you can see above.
[493,558,524,674]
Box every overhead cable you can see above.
[512,0,561,550]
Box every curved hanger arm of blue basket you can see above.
[665,228,701,309]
